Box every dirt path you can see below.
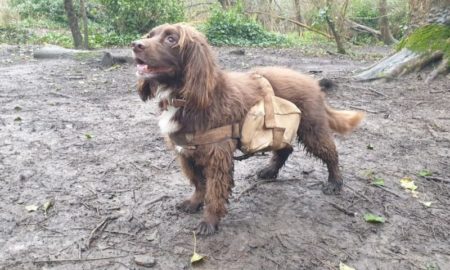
[1,45,449,270]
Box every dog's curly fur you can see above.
[132,23,364,235]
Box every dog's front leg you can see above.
[176,156,206,213]
[196,141,235,235]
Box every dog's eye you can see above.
[166,36,176,44]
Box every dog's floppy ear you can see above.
[137,79,157,101]
[177,24,217,110]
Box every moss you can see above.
[396,24,450,59]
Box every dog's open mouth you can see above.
[135,58,172,76]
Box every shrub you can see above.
[98,0,185,34]
[10,0,67,25]
[204,4,288,47]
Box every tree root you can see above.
[353,48,448,82]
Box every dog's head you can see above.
[132,23,217,108]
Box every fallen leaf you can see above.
[371,177,385,186]
[418,169,432,177]
[25,205,39,212]
[190,252,204,264]
[14,117,22,122]
[367,144,374,150]
[363,213,385,223]
[420,201,432,207]
[190,231,205,264]
[400,177,417,191]
[42,200,54,214]
[340,262,356,270]
[14,106,22,111]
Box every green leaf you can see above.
[418,169,432,177]
[366,144,374,150]
[85,133,93,140]
[371,177,384,187]
[14,106,22,111]
[363,213,385,223]
[14,117,22,122]
[340,262,356,270]
[190,252,204,264]
[25,205,39,212]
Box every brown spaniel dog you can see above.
[132,23,364,235]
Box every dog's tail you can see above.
[318,78,336,92]
[325,104,365,134]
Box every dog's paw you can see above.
[176,200,203,213]
[322,181,342,195]
[256,166,278,179]
[196,221,218,236]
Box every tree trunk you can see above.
[326,0,346,54]
[378,0,395,45]
[64,0,83,49]
[79,0,89,49]
[293,0,305,27]
[218,0,233,9]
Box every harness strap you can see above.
[170,123,240,147]
[251,73,285,150]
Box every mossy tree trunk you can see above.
[354,1,449,82]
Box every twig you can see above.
[32,254,129,264]
[425,176,450,184]
[373,185,405,198]
[49,91,75,99]
[327,201,356,217]
[366,87,388,97]
[236,178,299,200]
[349,106,385,114]
[86,216,119,248]
[344,183,373,203]
[145,195,169,207]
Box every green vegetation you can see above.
[1,0,184,48]
[397,24,450,59]
[204,4,289,47]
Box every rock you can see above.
[134,254,156,268]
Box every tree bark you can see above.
[378,0,396,45]
[326,0,346,54]
[218,0,233,9]
[79,0,89,49]
[293,0,305,26]
[64,0,83,49]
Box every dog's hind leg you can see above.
[298,120,343,194]
[257,146,293,179]
[176,156,206,213]
[196,141,235,235]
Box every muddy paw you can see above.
[176,200,203,213]
[257,166,278,179]
[196,221,218,236]
[322,181,342,195]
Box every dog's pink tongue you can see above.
[137,64,148,73]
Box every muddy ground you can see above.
[0,44,449,270]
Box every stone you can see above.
[134,254,156,268]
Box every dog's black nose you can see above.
[131,41,145,52]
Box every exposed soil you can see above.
[1,44,449,270]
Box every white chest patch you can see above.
[156,87,181,134]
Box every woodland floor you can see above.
[0,44,449,270]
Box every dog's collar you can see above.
[160,98,186,111]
